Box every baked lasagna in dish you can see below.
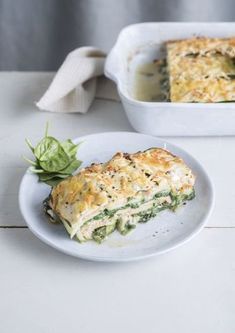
[44,148,195,243]
[166,37,235,103]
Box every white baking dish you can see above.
[105,22,235,136]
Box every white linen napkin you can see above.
[36,47,119,113]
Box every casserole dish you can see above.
[105,22,235,136]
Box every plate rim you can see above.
[19,131,215,262]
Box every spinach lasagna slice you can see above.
[166,37,235,102]
[44,148,195,243]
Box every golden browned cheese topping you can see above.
[50,148,195,225]
[166,37,235,102]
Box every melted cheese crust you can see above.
[49,148,195,237]
[166,37,235,102]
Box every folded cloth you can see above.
[36,46,119,113]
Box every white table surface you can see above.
[0,72,234,333]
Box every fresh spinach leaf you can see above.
[58,159,82,175]
[61,139,80,159]
[24,124,83,187]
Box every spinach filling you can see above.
[90,189,195,240]
[133,190,195,224]
[137,203,170,223]
[88,190,171,223]
[157,59,170,101]
[92,223,116,243]
[116,218,136,235]
[170,189,195,210]
[45,188,195,243]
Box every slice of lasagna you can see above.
[166,37,235,102]
[44,148,195,243]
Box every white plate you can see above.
[19,132,214,262]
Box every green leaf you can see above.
[22,156,37,166]
[45,121,49,137]
[38,172,69,182]
[24,123,83,187]
[34,136,60,160]
[25,139,35,153]
[43,177,65,187]
[39,149,69,172]
[58,159,82,175]
[29,167,45,174]
[35,137,70,172]
[61,139,81,159]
